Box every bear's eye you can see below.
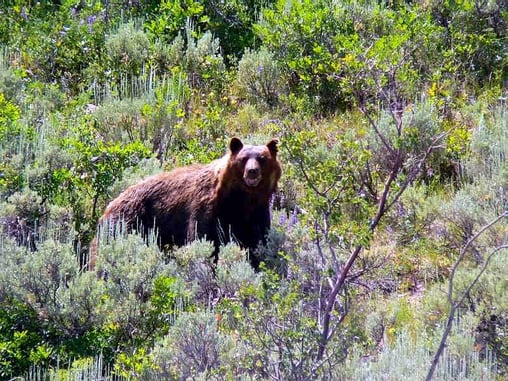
[258,156,266,165]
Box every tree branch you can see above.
[426,211,508,381]
[316,116,447,362]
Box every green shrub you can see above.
[215,244,259,298]
[146,311,240,380]
[95,231,175,334]
[256,0,344,112]
[151,35,185,75]
[0,297,47,378]
[0,91,21,141]
[0,50,24,102]
[105,22,150,78]
[438,102,507,257]
[99,22,159,100]
[464,104,508,192]
[171,240,216,303]
[427,0,507,87]
[0,189,44,250]
[10,2,107,94]
[145,0,207,42]
[56,122,151,235]
[0,236,111,369]
[1,0,508,378]
[237,47,285,108]
[282,126,373,247]
[184,27,226,93]
[343,325,497,380]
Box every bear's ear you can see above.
[266,139,279,157]
[229,137,243,155]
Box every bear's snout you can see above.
[244,159,262,187]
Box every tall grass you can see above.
[345,326,497,381]
[26,355,123,381]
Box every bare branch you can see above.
[359,102,396,157]
[316,119,448,361]
[448,211,507,304]
[426,211,508,381]
[317,243,362,360]
[316,114,404,360]
[385,132,447,213]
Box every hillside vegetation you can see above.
[0,1,507,379]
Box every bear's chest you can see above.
[216,190,266,221]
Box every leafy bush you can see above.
[427,0,507,87]
[0,297,47,378]
[95,231,193,351]
[145,0,208,42]
[0,91,21,143]
[0,51,24,102]
[146,311,240,380]
[91,75,189,161]
[344,323,498,380]
[9,2,107,94]
[0,236,107,370]
[256,0,345,112]
[282,125,372,246]
[237,47,285,108]
[184,27,226,93]
[106,22,150,72]
[215,244,258,298]
[151,35,186,75]
[1,0,507,379]
[0,189,45,250]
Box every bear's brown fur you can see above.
[91,137,281,270]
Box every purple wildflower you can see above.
[279,212,287,226]
[21,6,28,21]
[290,207,298,226]
[87,15,97,33]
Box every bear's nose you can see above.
[248,168,258,175]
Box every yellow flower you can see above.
[343,54,354,65]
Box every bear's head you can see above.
[227,137,281,194]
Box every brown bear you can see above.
[91,137,281,270]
